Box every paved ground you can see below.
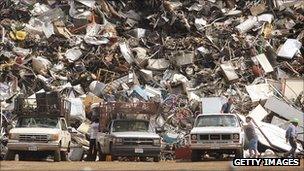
[0,160,303,171]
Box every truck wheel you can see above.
[18,153,26,161]
[191,150,201,162]
[235,149,244,158]
[67,142,71,152]
[214,153,222,160]
[153,156,160,162]
[111,156,118,161]
[54,149,61,162]
[98,152,106,161]
[109,143,117,161]
[5,150,15,161]
[60,151,68,161]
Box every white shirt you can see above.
[89,122,99,139]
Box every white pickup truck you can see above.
[97,119,161,162]
[190,113,244,161]
[6,115,71,162]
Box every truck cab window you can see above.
[16,117,59,128]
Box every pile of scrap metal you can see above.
[0,0,303,160]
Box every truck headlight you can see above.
[191,134,197,140]
[9,133,19,140]
[153,139,161,146]
[233,133,239,140]
[47,134,59,141]
[113,137,123,145]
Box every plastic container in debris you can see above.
[236,16,258,33]
[277,39,302,59]
[163,133,178,144]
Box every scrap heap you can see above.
[0,0,303,159]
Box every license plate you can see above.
[135,148,143,153]
[28,146,38,151]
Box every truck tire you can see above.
[153,156,160,162]
[235,148,244,158]
[191,150,201,162]
[111,155,118,161]
[18,153,26,161]
[60,151,68,161]
[98,152,106,161]
[67,142,71,152]
[54,149,61,162]
[109,143,117,161]
[5,150,15,161]
[140,157,146,162]
[214,153,222,160]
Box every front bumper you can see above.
[190,143,242,150]
[7,141,59,151]
[111,145,161,157]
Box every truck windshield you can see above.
[16,117,59,128]
[195,115,239,127]
[112,120,149,132]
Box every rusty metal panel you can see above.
[98,102,160,131]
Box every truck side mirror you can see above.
[67,127,75,133]
[7,124,13,131]
[103,128,109,133]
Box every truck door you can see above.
[60,118,68,148]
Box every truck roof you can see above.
[18,115,62,118]
[196,113,237,117]
[112,119,149,122]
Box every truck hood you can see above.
[111,132,160,139]
[9,128,60,134]
[190,127,242,134]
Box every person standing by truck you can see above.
[221,98,234,113]
[87,117,99,161]
[244,116,259,158]
[284,118,299,158]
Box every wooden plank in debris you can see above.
[248,104,268,122]
[253,53,274,73]
[220,62,239,81]
[281,78,304,100]
[250,3,266,16]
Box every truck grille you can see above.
[200,134,209,140]
[19,134,48,143]
[199,134,232,140]
[123,138,153,145]
[221,134,231,140]
[210,134,220,140]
